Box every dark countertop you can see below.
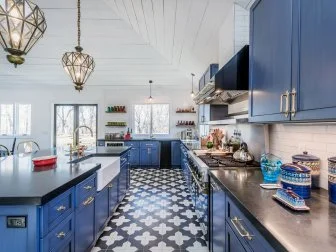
[210,168,336,252]
[0,147,130,206]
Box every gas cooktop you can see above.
[198,154,260,168]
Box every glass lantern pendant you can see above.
[0,0,47,67]
[62,0,95,92]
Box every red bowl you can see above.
[32,155,57,167]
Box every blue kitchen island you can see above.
[0,146,130,252]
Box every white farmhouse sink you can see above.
[79,157,120,191]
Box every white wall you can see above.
[269,124,336,190]
[0,85,197,149]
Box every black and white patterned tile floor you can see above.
[91,168,208,252]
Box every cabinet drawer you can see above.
[76,174,96,207]
[140,141,159,149]
[40,213,74,252]
[226,197,275,252]
[40,188,74,237]
[125,141,140,148]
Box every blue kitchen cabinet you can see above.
[125,141,140,166]
[209,178,226,252]
[95,186,109,236]
[75,174,96,252]
[108,176,119,214]
[118,152,129,202]
[226,223,249,252]
[171,141,181,167]
[290,0,336,121]
[249,0,293,122]
[140,141,160,166]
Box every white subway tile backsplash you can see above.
[269,124,336,190]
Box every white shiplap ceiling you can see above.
[0,0,236,88]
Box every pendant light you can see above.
[0,0,47,67]
[148,80,153,102]
[190,73,195,97]
[62,0,95,92]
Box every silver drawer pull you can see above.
[84,185,93,190]
[121,158,127,162]
[83,196,94,206]
[56,231,66,239]
[56,205,66,212]
[230,216,254,241]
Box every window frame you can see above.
[133,103,170,136]
[0,103,32,137]
[53,104,98,147]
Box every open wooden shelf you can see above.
[176,111,196,114]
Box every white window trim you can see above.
[133,103,170,136]
[0,103,31,138]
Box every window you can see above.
[0,104,31,136]
[54,104,97,147]
[134,104,169,135]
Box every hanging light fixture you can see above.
[190,73,195,98]
[148,80,153,102]
[62,0,95,92]
[0,0,47,67]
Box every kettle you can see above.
[233,142,254,163]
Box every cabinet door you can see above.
[291,0,336,120]
[95,186,109,235]
[203,105,210,123]
[171,141,181,166]
[75,196,95,252]
[151,148,160,166]
[109,177,119,214]
[210,179,226,252]
[118,163,127,202]
[249,0,293,122]
[129,147,140,166]
[226,223,248,252]
[140,148,150,166]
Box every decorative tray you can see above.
[272,188,310,211]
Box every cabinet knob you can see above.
[84,185,93,190]
[83,196,94,206]
[56,231,66,239]
[56,205,66,212]
[108,183,113,188]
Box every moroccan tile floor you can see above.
[91,168,208,252]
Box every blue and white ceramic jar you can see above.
[292,151,320,188]
[281,163,311,199]
[328,157,336,204]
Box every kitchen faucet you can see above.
[73,125,93,148]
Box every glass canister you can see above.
[328,157,336,204]
[260,153,282,183]
[281,163,311,199]
[292,151,320,188]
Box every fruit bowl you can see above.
[32,155,57,167]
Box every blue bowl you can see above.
[261,163,281,183]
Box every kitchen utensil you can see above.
[272,188,310,211]
[32,155,57,167]
[233,142,254,163]
[281,163,311,199]
[292,151,320,188]
[259,184,282,190]
[328,156,336,204]
[260,153,282,183]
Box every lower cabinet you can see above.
[226,223,249,252]
[209,179,226,252]
[209,176,275,252]
[140,141,160,166]
[75,195,95,252]
[118,155,129,202]
[95,186,109,236]
[108,176,119,214]
[171,141,181,166]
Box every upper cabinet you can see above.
[249,0,336,122]
[292,0,336,121]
